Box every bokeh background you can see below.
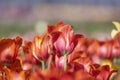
[0,0,120,40]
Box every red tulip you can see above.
[72,38,87,54]
[48,22,74,55]
[55,55,65,69]
[0,36,22,62]
[75,69,95,80]
[60,72,74,80]
[87,39,100,55]
[4,68,26,80]
[98,41,112,58]
[112,39,120,57]
[90,64,118,80]
[73,57,92,72]
[23,41,37,64]
[1,59,27,80]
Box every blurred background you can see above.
[0,0,120,40]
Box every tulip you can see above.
[4,68,26,80]
[47,22,75,71]
[0,36,22,63]
[32,34,54,69]
[48,22,74,55]
[55,55,65,70]
[1,59,27,80]
[23,41,37,64]
[111,21,120,38]
[33,34,53,60]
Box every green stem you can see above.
[64,54,67,71]
[47,55,53,69]
[41,60,45,70]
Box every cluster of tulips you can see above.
[0,22,120,80]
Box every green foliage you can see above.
[0,22,115,38]
[0,23,34,38]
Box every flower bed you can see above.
[0,22,120,80]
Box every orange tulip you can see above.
[32,34,53,60]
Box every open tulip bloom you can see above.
[0,21,120,80]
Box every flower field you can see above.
[0,21,120,80]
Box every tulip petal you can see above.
[112,21,120,31]
[111,29,118,38]
[54,34,66,54]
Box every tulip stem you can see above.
[41,60,45,70]
[32,64,35,72]
[64,54,67,71]
[47,55,53,69]
[2,72,6,80]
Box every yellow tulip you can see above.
[111,21,120,38]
